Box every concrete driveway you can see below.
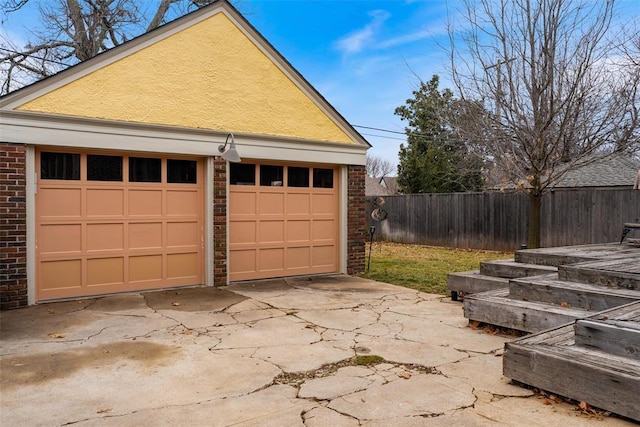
[1,275,633,426]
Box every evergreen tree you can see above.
[395,75,484,194]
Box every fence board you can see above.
[367,189,640,251]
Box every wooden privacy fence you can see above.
[366,189,640,251]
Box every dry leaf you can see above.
[172,302,181,306]
[399,372,411,379]
[560,301,570,307]
[48,333,65,339]
[469,320,480,330]
[541,398,552,405]
[579,401,591,411]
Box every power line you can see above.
[359,132,407,141]
[353,124,406,135]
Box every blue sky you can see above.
[3,0,639,173]
[236,0,455,172]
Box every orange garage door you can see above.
[229,163,338,281]
[36,150,204,301]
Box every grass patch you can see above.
[363,242,512,295]
[353,355,385,366]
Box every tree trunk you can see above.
[528,193,542,249]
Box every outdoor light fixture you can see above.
[218,133,241,163]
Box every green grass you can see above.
[362,242,512,295]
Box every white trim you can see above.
[26,146,36,305]
[205,157,214,287]
[225,160,231,285]
[0,112,367,165]
[339,166,348,274]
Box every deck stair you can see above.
[447,259,556,300]
[504,301,640,422]
[459,244,640,333]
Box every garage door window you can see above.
[288,166,310,187]
[168,159,197,184]
[129,157,161,182]
[87,154,123,181]
[230,163,255,185]
[260,165,283,186]
[313,168,333,188]
[40,152,80,180]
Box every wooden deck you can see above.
[451,243,640,421]
[504,302,640,422]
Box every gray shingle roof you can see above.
[553,154,640,188]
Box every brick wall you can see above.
[1,143,28,309]
[347,165,366,275]
[213,157,227,285]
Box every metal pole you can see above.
[367,225,376,272]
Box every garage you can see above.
[1,1,368,309]
[36,149,204,300]
[229,162,338,281]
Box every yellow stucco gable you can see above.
[15,11,354,144]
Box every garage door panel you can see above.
[312,193,335,214]
[129,255,163,282]
[39,188,82,218]
[259,248,284,271]
[129,222,163,249]
[230,221,256,244]
[167,222,200,247]
[167,253,199,279]
[259,220,284,243]
[40,260,82,290]
[287,193,310,214]
[287,247,311,269]
[230,249,256,274]
[39,224,82,254]
[259,193,284,214]
[87,189,124,217]
[167,190,200,216]
[87,257,124,286]
[129,190,162,216]
[312,219,335,241]
[230,191,257,215]
[87,223,124,251]
[312,245,335,267]
[288,220,310,242]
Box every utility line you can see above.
[353,124,406,135]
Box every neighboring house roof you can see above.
[366,176,399,196]
[0,0,370,151]
[489,153,640,190]
[552,154,640,188]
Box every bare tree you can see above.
[449,0,640,248]
[0,0,216,94]
[366,154,396,178]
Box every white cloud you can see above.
[334,9,390,55]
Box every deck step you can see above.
[463,289,589,333]
[508,274,640,312]
[573,306,640,360]
[446,270,509,296]
[515,243,640,267]
[479,259,557,279]
[504,302,640,422]
[558,257,640,290]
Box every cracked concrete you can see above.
[0,275,635,426]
